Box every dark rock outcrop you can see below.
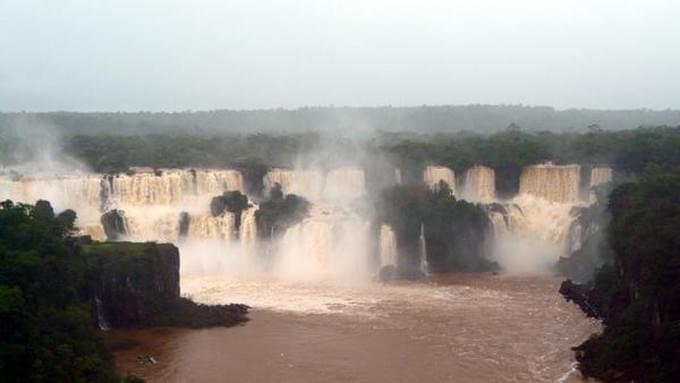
[85,242,249,329]
[255,191,310,239]
[178,211,190,238]
[210,190,249,229]
[101,209,128,240]
[559,280,602,319]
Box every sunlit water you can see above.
[110,274,599,383]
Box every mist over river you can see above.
[111,274,599,383]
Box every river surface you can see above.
[110,274,599,382]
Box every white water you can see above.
[1,162,597,279]
[419,223,429,274]
[519,164,581,204]
[379,224,398,269]
[423,166,456,194]
[590,167,613,188]
[462,165,496,202]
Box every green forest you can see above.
[570,167,680,382]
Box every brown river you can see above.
[110,274,599,382]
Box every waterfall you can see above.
[195,169,244,195]
[185,212,235,242]
[462,165,495,202]
[519,164,581,203]
[486,194,577,273]
[275,205,370,281]
[263,166,365,203]
[419,223,428,275]
[263,168,324,200]
[109,170,188,206]
[590,167,613,187]
[423,166,456,194]
[95,297,111,331]
[239,205,259,254]
[324,166,365,202]
[589,167,613,203]
[379,224,398,268]
[395,168,402,184]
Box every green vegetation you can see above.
[375,181,495,277]
[0,200,248,382]
[3,126,676,199]
[0,200,121,382]
[2,106,679,137]
[571,167,680,382]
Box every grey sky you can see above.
[1,0,678,112]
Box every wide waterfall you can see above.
[0,168,246,242]
[0,162,610,278]
[461,165,495,202]
[519,164,581,204]
[423,166,456,194]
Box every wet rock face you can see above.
[210,190,249,229]
[88,242,180,328]
[86,242,249,329]
[101,209,128,240]
[559,280,601,319]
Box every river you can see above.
[110,274,599,382]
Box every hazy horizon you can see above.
[2,103,680,115]
[2,0,679,112]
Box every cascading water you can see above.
[519,163,581,204]
[423,166,456,194]
[394,168,402,184]
[462,165,495,202]
[0,162,608,279]
[487,163,586,273]
[588,167,613,203]
[263,168,324,200]
[275,205,370,282]
[323,166,366,202]
[261,166,371,281]
[419,223,428,275]
[589,167,613,187]
[239,205,259,254]
[379,224,398,269]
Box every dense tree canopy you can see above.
[573,167,680,382]
[0,200,121,382]
[375,181,495,277]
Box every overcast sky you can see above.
[0,0,678,112]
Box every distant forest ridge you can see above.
[2,105,680,135]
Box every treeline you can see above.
[2,105,680,135]
[8,126,669,198]
[65,126,680,172]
